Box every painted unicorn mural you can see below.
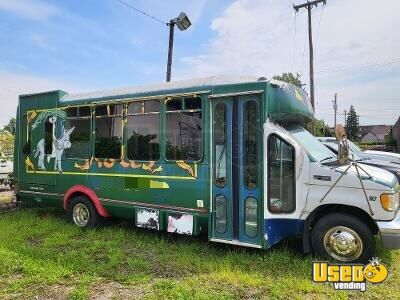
[34,116,75,172]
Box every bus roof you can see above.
[60,75,261,103]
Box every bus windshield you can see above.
[285,124,336,163]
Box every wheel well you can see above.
[302,204,378,254]
[63,185,110,218]
[308,204,378,234]
[67,192,88,204]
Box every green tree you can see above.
[306,119,332,137]
[3,117,16,135]
[272,72,304,88]
[346,105,359,141]
[0,131,14,157]
[385,126,396,145]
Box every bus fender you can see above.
[63,185,110,217]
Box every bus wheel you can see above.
[311,213,375,263]
[67,196,101,228]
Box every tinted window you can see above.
[128,102,142,115]
[95,104,122,159]
[63,106,91,159]
[64,119,91,159]
[126,100,160,161]
[166,97,202,161]
[215,195,227,234]
[185,97,201,110]
[79,106,91,117]
[268,135,296,214]
[214,103,227,187]
[245,197,258,238]
[166,98,182,111]
[243,100,259,189]
[66,107,78,118]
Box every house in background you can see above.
[359,125,391,143]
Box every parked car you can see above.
[319,137,400,165]
[319,139,400,181]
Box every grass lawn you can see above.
[0,208,399,299]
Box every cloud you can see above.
[0,71,85,127]
[0,0,59,21]
[179,0,400,125]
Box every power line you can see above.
[115,0,167,25]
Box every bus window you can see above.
[166,97,202,161]
[214,103,227,187]
[64,106,91,159]
[166,98,182,111]
[267,135,295,214]
[94,104,122,159]
[245,197,258,238]
[215,195,227,234]
[126,100,160,161]
[243,100,259,189]
[185,97,201,110]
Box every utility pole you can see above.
[344,110,347,128]
[294,0,327,135]
[166,12,192,82]
[333,93,337,129]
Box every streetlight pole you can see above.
[166,20,175,82]
[165,12,191,82]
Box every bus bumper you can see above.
[377,212,400,249]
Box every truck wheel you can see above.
[67,196,102,228]
[311,213,375,263]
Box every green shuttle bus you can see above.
[14,76,400,263]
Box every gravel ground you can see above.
[0,189,14,204]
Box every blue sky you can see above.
[1,0,399,127]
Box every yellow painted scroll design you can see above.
[295,88,304,102]
[25,157,35,171]
[176,160,195,177]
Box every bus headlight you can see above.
[380,193,400,212]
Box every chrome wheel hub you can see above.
[323,226,363,262]
[72,203,90,227]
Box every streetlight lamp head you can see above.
[176,12,191,31]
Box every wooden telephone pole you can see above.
[294,0,327,135]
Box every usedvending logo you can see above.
[312,258,388,292]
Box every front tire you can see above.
[67,196,102,228]
[311,213,375,263]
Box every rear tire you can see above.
[67,196,102,229]
[311,213,375,263]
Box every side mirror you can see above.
[335,124,349,164]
